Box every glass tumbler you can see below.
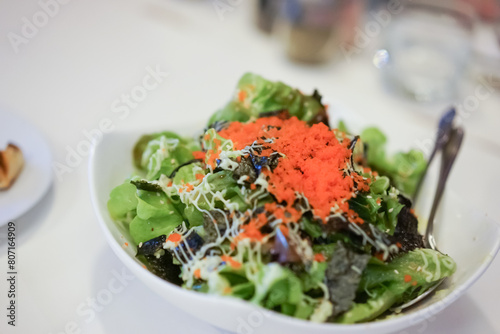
[379,0,476,102]
[278,0,365,63]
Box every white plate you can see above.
[89,118,500,334]
[0,110,52,225]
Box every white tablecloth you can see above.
[1,1,499,333]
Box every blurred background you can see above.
[0,0,500,333]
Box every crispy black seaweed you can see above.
[207,120,230,132]
[203,210,230,244]
[137,235,166,256]
[233,156,258,184]
[393,195,424,252]
[325,242,371,318]
[136,235,182,285]
[167,159,203,179]
[140,252,183,286]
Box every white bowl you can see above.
[89,122,500,334]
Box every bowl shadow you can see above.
[85,245,223,334]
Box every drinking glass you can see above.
[378,0,476,102]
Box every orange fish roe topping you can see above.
[205,149,217,169]
[352,173,371,192]
[192,151,206,160]
[374,252,385,261]
[231,214,268,248]
[195,173,205,180]
[264,202,301,224]
[257,212,267,223]
[194,268,201,279]
[219,116,370,222]
[185,183,194,192]
[221,255,242,269]
[167,233,182,243]
[404,274,412,283]
[238,90,247,102]
[314,253,326,262]
[241,219,265,241]
[279,224,289,237]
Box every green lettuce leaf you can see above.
[208,73,327,125]
[361,127,426,196]
[134,132,200,180]
[107,182,138,222]
[337,249,456,323]
[129,190,184,243]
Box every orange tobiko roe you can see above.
[218,116,370,222]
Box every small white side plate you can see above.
[0,110,52,225]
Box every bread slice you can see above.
[0,143,24,190]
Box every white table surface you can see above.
[1,1,499,333]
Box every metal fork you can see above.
[396,126,464,311]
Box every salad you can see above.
[107,73,456,323]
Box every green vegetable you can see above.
[337,249,456,323]
[251,263,289,305]
[130,179,163,192]
[107,182,138,221]
[378,193,404,235]
[336,287,397,323]
[370,176,390,194]
[348,187,404,236]
[231,282,255,300]
[173,163,203,186]
[337,120,349,134]
[209,73,327,125]
[130,190,184,243]
[136,190,174,220]
[294,301,315,320]
[361,127,426,196]
[301,261,328,291]
[183,205,204,227]
[301,216,323,239]
[129,216,180,244]
[360,249,456,291]
[135,132,200,180]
